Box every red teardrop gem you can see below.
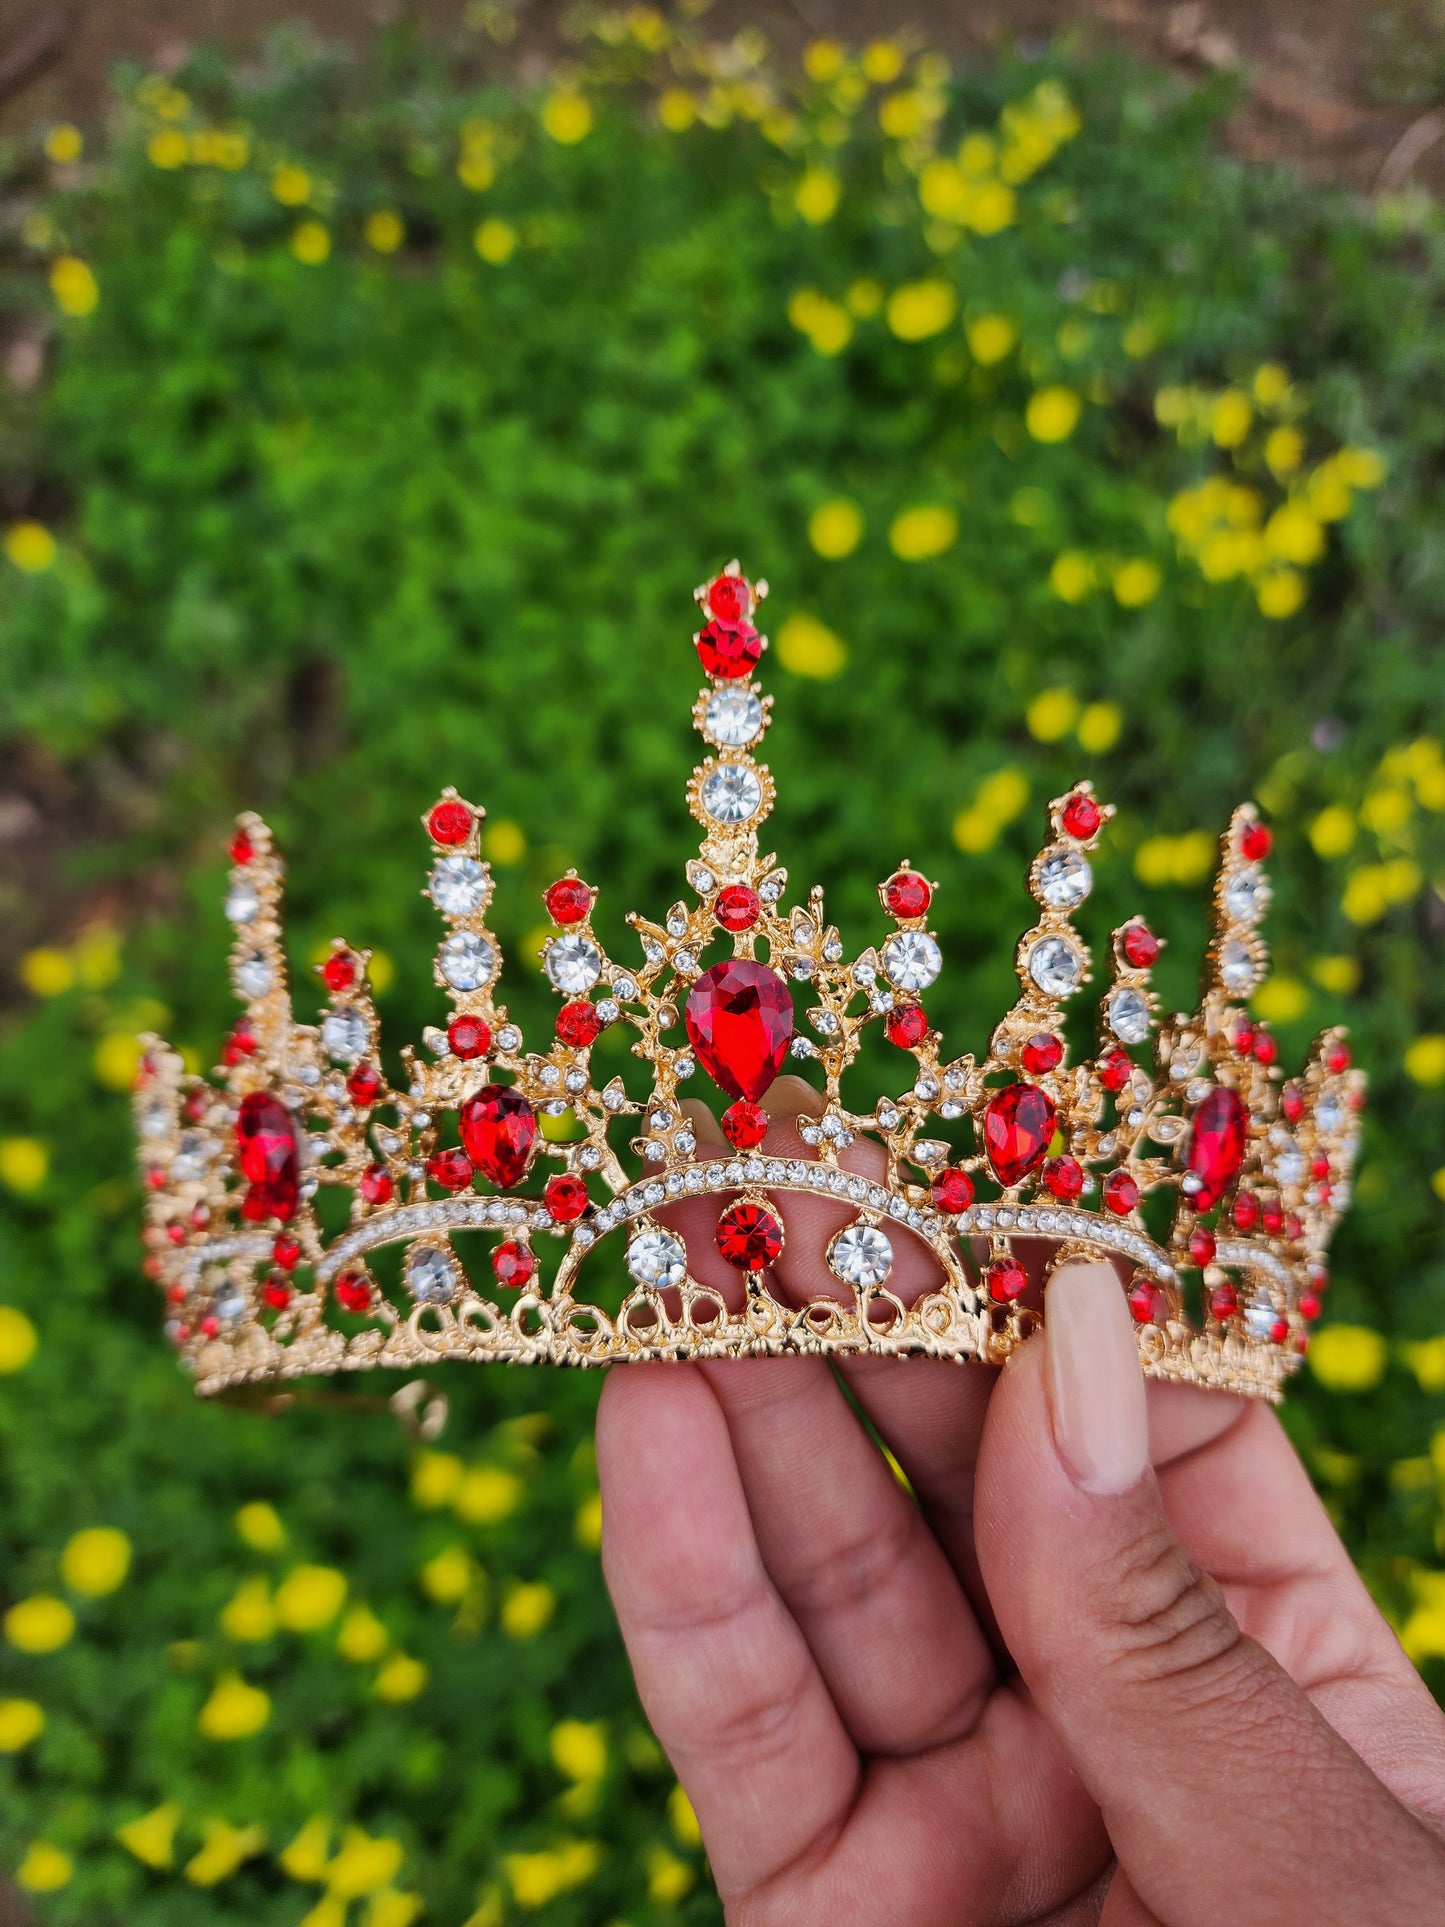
[1184,1086,1249,1211]
[459,1084,539,1189]
[983,1082,1057,1188]
[235,1091,299,1223]
[684,960,793,1102]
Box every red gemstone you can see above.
[1209,1282,1238,1320]
[1184,1086,1248,1210]
[1269,1315,1289,1344]
[428,1148,475,1192]
[931,1166,974,1214]
[335,1268,372,1312]
[459,1084,539,1189]
[262,1276,292,1311]
[715,1200,783,1271]
[1021,1031,1063,1075]
[987,1258,1028,1304]
[885,1003,929,1050]
[544,876,592,925]
[983,1082,1057,1188]
[556,1001,604,1049]
[1098,1046,1132,1094]
[272,1233,301,1270]
[1232,1190,1260,1233]
[1121,922,1160,969]
[721,1098,768,1149]
[428,799,472,846]
[322,950,358,993]
[1285,1212,1303,1241]
[1103,1169,1139,1215]
[684,960,793,1102]
[706,573,753,622]
[1061,791,1101,839]
[1188,1226,1217,1267]
[1231,1019,1255,1055]
[715,884,761,931]
[235,1091,299,1223]
[492,1241,537,1289]
[223,1020,258,1066]
[165,1219,187,1246]
[1281,1083,1305,1123]
[360,1164,394,1206]
[144,1166,167,1191]
[198,1315,219,1338]
[1310,1153,1330,1180]
[1127,1277,1162,1324]
[1299,1289,1322,1321]
[1253,1029,1278,1066]
[448,1014,492,1060]
[883,870,931,919]
[229,828,254,865]
[1261,1199,1284,1235]
[544,1173,589,1223]
[1325,1041,1351,1074]
[183,1085,209,1123]
[1240,821,1272,861]
[348,1061,382,1105]
[1043,1155,1084,1201]
[696,618,762,680]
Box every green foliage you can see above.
[0,18,1443,1922]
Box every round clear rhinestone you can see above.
[407,1245,458,1304]
[1316,1094,1344,1135]
[882,930,942,992]
[829,1222,894,1289]
[1028,935,1083,997]
[1219,936,1258,992]
[701,762,764,825]
[1224,866,1268,925]
[224,879,260,924]
[626,1229,686,1288]
[1035,846,1092,910]
[235,952,274,999]
[1108,986,1151,1045]
[439,930,495,991]
[321,1006,368,1062]
[703,686,765,748]
[428,854,489,918]
[544,933,603,995]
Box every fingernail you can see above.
[1044,1261,1149,1495]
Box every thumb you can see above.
[974,1259,1445,1927]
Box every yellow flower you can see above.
[457,149,497,191]
[1112,558,1161,608]
[1076,701,1122,754]
[410,1450,463,1511]
[1308,464,1353,521]
[1209,389,1252,447]
[61,1526,131,1597]
[803,38,844,81]
[1337,446,1385,489]
[501,1579,556,1640]
[1025,687,1078,743]
[91,1030,139,1091]
[1405,1035,1445,1087]
[198,1673,271,1740]
[841,277,881,318]
[647,1843,694,1902]
[271,164,312,206]
[1308,1325,1387,1393]
[574,1490,603,1549]
[373,1652,428,1702]
[485,818,527,865]
[336,1603,389,1663]
[420,1545,475,1604]
[0,1138,48,1194]
[365,210,404,254]
[1048,551,1093,603]
[504,1840,604,1909]
[50,255,98,316]
[280,1816,333,1881]
[543,92,592,143]
[1309,806,1355,858]
[1025,386,1081,443]
[1251,976,1309,1024]
[235,1500,286,1551]
[965,312,1016,365]
[5,521,57,572]
[1360,786,1411,834]
[117,1803,182,1869]
[454,1462,522,1523]
[916,159,968,222]
[957,130,996,174]
[861,39,905,83]
[301,1898,348,1927]
[1310,955,1360,995]
[658,89,696,132]
[329,1828,406,1899]
[73,923,121,986]
[147,127,189,169]
[186,1820,267,1886]
[888,505,957,560]
[808,499,863,559]
[1122,318,1157,358]
[0,1699,44,1751]
[474,218,517,264]
[20,946,73,995]
[1264,503,1324,566]
[220,1577,276,1642]
[1265,425,1304,477]
[1250,361,1289,407]
[551,1718,608,1782]
[967,180,1015,233]
[885,280,956,341]
[367,1893,424,1927]
[0,1305,37,1372]
[793,168,840,225]
[17,1844,72,1893]
[290,221,331,265]
[1257,568,1306,619]
[275,1564,347,1630]
[5,1595,74,1653]
[775,613,848,680]
[667,1783,701,1846]
[45,124,83,163]
[1341,866,1388,925]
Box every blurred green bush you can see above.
[0,13,1443,1922]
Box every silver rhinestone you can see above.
[790,1037,815,1058]
[1027,935,1082,997]
[882,930,942,992]
[321,1007,368,1063]
[701,762,763,824]
[497,1025,521,1051]
[675,1130,696,1155]
[674,1055,695,1079]
[224,879,260,924]
[1034,845,1092,910]
[1219,937,1258,993]
[703,686,764,748]
[674,950,697,975]
[1108,986,1151,1045]
[613,977,638,1002]
[440,931,495,992]
[829,1223,894,1288]
[1224,866,1269,925]
[428,854,488,917]
[407,1246,458,1304]
[236,952,274,999]
[666,913,688,938]
[545,933,602,995]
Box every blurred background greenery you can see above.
[1,6,1444,1922]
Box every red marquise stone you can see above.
[262,1276,292,1311]
[721,1098,769,1149]
[885,1003,928,1050]
[1232,1190,1260,1233]
[492,1241,537,1288]
[322,950,359,993]
[1209,1282,1238,1319]
[983,1082,1057,1189]
[1261,1199,1284,1235]
[1098,1046,1132,1094]
[1184,1086,1248,1211]
[459,1084,539,1189]
[987,1258,1027,1304]
[715,884,761,931]
[1127,1277,1162,1324]
[348,1062,382,1105]
[695,618,762,680]
[360,1164,394,1206]
[1240,821,1272,861]
[715,1200,783,1270]
[556,1001,604,1049]
[272,1233,301,1270]
[706,573,753,622]
[684,960,793,1102]
[931,1166,974,1215]
[1299,1288,1322,1321]
[428,799,472,846]
[1253,1030,1278,1066]
[1022,1031,1063,1075]
[1043,1155,1084,1201]
[1231,1019,1255,1055]
[1281,1084,1305,1123]
[1188,1226,1217,1267]
[1121,922,1160,969]
[335,1268,372,1312]
[1103,1169,1140,1215]
[235,1091,299,1223]
[448,1014,492,1060]
[229,828,254,865]
[883,870,931,919]
[428,1149,475,1192]
[544,877,592,925]
[544,1173,590,1223]
[1061,791,1101,840]
[1325,1042,1351,1074]
[223,1020,258,1067]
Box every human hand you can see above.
[596,1079,1445,1924]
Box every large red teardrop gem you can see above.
[684,960,794,1102]
[459,1084,539,1190]
[983,1082,1057,1188]
[235,1091,299,1223]
[1184,1086,1249,1210]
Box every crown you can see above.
[133,563,1363,1402]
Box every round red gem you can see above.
[235,1091,299,1223]
[1239,821,1272,861]
[1127,1277,1162,1324]
[144,1166,167,1191]
[715,1200,783,1270]
[1253,1029,1278,1066]
[715,884,761,931]
[983,1082,1058,1188]
[1298,1289,1322,1321]
[428,799,472,846]
[1188,1226,1217,1267]
[164,1281,185,1300]
[1121,922,1160,969]
[448,1014,492,1060]
[706,573,753,622]
[987,1258,1028,1304]
[1185,1086,1249,1210]
[1310,1153,1330,1180]
[1281,1083,1305,1123]
[165,1219,187,1246]
[223,1020,258,1066]
[1022,1032,1063,1076]
[1103,1169,1140,1215]
[190,1205,211,1232]
[1231,1019,1255,1055]
[322,950,358,993]
[428,1148,475,1192]
[1232,1190,1260,1232]
[544,877,592,925]
[1098,1046,1132,1094]
[721,1098,769,1149]
[1261,1199,1284,1235]
[1325,1041,1351,1074]
[335,1268,372,1312]
[459,1084,538,1189]
[695,618,762,681]
[492,1241,537,1289]
[272,1233,301,1270]
[684,960,794,1102]
[885,1003,929,1050]
[1043,1155,1084,1201]
[199,1315,220,1338]
[347,1061,382,1105]
[360,1163,394,1206]
[931,1166,974,1215]
[1269,1315,1289,1345]
[229,828,254,865]
[1060,791,1102,840]
[262,1276,292,1311]
[183,1085,209,1123]
[556,1001,604,1049]
[1209,1282,1238,1320]
[883,870,932,919]
[544,1173,589,1223]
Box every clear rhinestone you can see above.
[643,1142,665,1162]
[1316,1094,1344,1134]
[703,686,765,748]
[579,1145,601,1169]
[759,877,784,902]
[1028,936,1083,997]
[139,1100,171,1141]
[693,868,715,894]
[627,1229,686,1289]
[701,762,763,824]
[882,930,942,992]
[675,1130,695,1154]
[225,879,260,924]
[1224,866,1268,924]
[613,977,638,1002]
[602,1085,627,1111]
[854,961,876,986]
[1219,937,1258,992]
[675,1055,695,1078]
[792,957,815,980]
[171,1131,211,1179]
[545,933,603,995]
[829,1223,894,1289]
[666,913,688,938]
[321,1007,367,1061]
[674,950,697,975]
[1108,986,1152,1045]
[407,1246,458,1304]
[428,854,489,917]
[1273,1144,1306,1187]
[790,1037,815,1058]
[565,1069,587,1093]
[440,931,495,992]
[236,952,274,999]
[1035,846,1092,910]
[1244,1297,1280,1340]
[595,999,620,1025]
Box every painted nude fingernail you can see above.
[1045,1261,1149,1495]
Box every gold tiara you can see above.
[133,563,1362,1401]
